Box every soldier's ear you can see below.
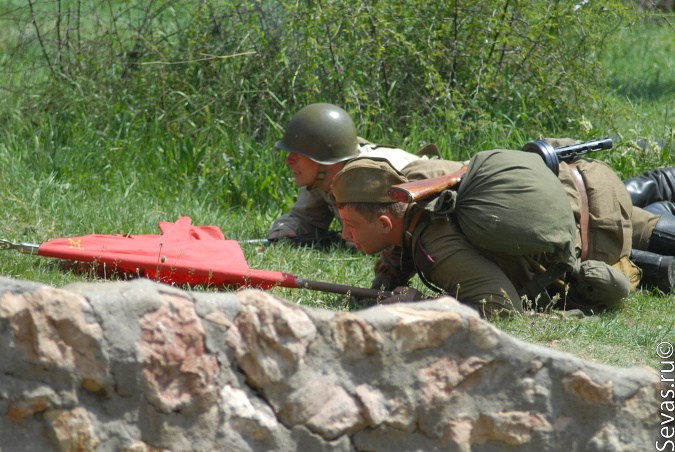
[378,214,394,234]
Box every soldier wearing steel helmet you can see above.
[269,102,462,247]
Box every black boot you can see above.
[645,201,675,216]
[631,249,675,292]
[648,213,675,256]
[624,168,675,207]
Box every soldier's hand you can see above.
[268,230,346,250]
[379,286,427,304]
[268,229,297,241]
[371,273,395,292]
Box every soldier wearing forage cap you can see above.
[269,102,463,289]
[331,157,633,318]
[269,102,462,243]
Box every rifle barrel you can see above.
[555,138,613,160]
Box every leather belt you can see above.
[568,162,590,261]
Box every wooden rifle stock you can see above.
[387,165,468,203]
[389,137,612,203]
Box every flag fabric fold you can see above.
[37,216,293,289]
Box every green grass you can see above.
[594,14,675,177]
[0,4,673,371]
[603,17,673,115]
[493,291,675,369]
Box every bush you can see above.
[6,1,633,136]
[2,0,666,208]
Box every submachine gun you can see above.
[522,137,613,176]
[388,138,614,203]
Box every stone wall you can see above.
[0,277,663,451]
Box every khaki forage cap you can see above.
[332,157,408,203]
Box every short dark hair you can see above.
[336,201,407,221]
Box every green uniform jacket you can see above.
[546,137,662,250]
[400,153,636,318]
[404,208,526,317]
[404,205,632,319]
[379,156,642,294]
[269,139,464,239]
[557,159,633,263]
[269,139,420,238]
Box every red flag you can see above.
[37,217,293,289]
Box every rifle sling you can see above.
[403,206,425,251]
[400,206,444,294]
[568,162,590,261]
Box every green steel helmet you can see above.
[276,103,359,165]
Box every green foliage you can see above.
[3,1,670,182]
[2,2,636,141]
[594,13,675,177]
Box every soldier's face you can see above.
[338,206,393,255]
[285,152,321,187]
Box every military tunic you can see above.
[381,156,642,293]
[393,153,637,316]
[549,140,675,257]
[405,210,524,316]
[269,139,464,239]
[270,139,417,238]
[404,206,632,318]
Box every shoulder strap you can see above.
[410,224,445,294]
[400,206,445,294]
[568,162,590,261]
[403,205,425,250]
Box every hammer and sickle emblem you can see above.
[68,238,82,249]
